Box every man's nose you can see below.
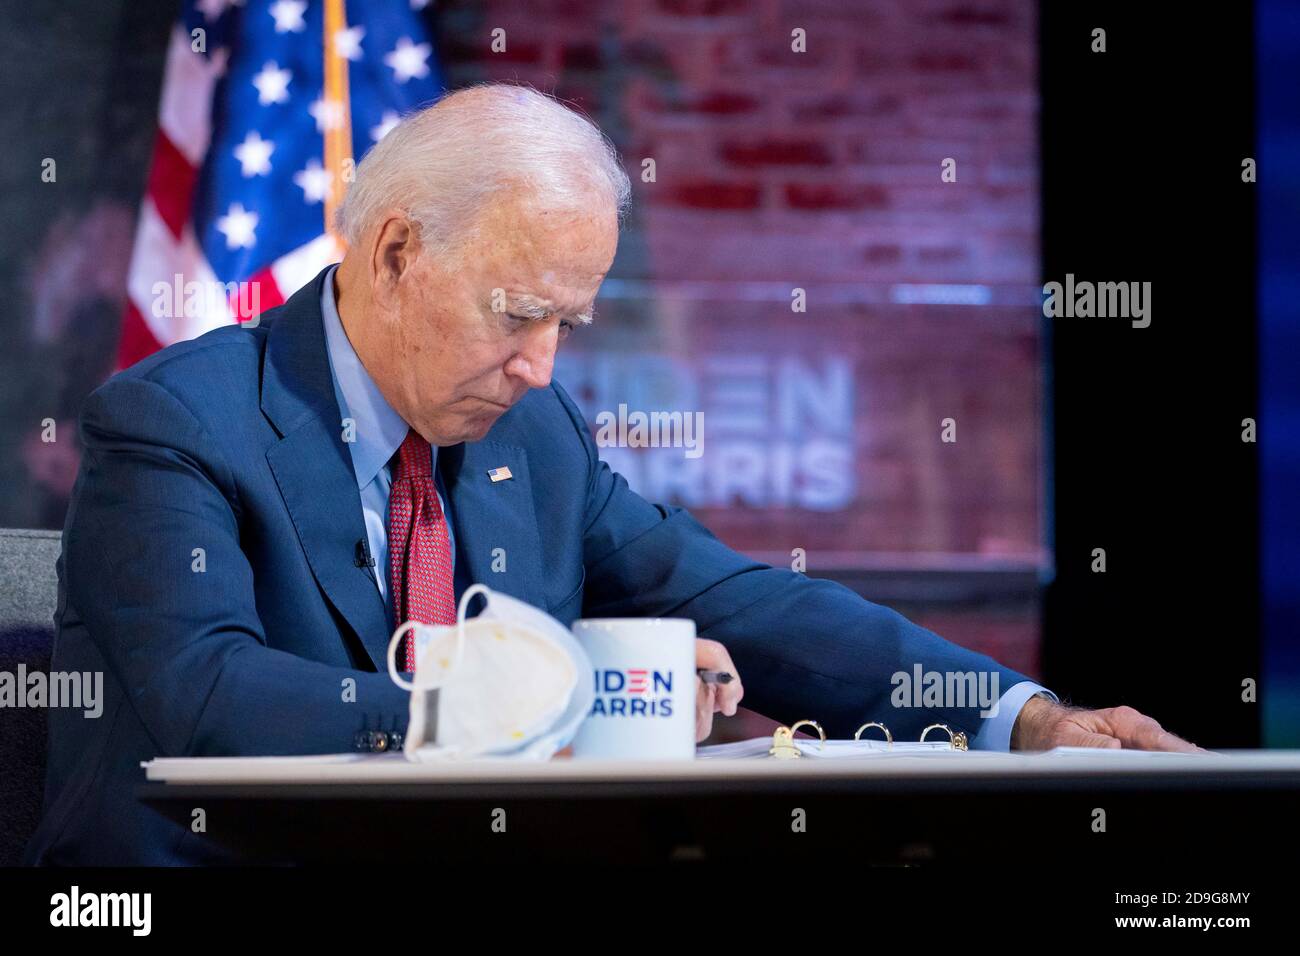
[504,325,557,390]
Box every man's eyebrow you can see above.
[510,294,596,325]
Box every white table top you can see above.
[141,748,1300,786]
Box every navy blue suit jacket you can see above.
[26,267,1032,865]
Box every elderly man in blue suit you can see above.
[26,84,1200,866]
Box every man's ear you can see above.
[369,214,421,304]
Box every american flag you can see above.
[119,0,443,368]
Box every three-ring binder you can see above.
[768,719,968,758]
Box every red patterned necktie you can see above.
[387,428,456,672]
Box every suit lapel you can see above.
[261,268,391,671]
[439,439,547,611]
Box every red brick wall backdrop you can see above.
[435,0,1043,674]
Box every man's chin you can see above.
[458,413,503,443]
[423,405,509,445]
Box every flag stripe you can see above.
[146,132,199,240]
[117,301,165,370]
[157,25,217,165]
[243,266,285,319]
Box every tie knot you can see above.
[392,429,432,481]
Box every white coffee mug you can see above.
[569,618,697,759]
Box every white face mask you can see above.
[386,584,593,761]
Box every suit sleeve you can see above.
[64,375,410,757]
[551,383,1034,741]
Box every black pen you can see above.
[696,668,734,685]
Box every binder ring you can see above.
[919,723,969,751]
[854,721,893,746]
[789,720,826,749]
[770,720,827,758]
[769,726,799,759]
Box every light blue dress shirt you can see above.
[970,681,1059,751]
[319,265,455,625]
[318,265,1054,750]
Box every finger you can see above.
[1056,720,1123,749]
[1104,705,1211,753]
[695,677,713,742]
[696,711,712,743]
[696,700,713,742]
[695,638,730,667]
[696,712,717,749]
[715,676,742,716]
[1103,706,1182,751]
[1120,719,1169,750]
[1151,729,1207,754]
[695,639,744,716]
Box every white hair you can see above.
[336,83,632,260]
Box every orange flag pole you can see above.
[323,0,353,254]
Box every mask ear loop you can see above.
[386,621,421,692]
[387,584,492,692]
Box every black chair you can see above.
[0,528,61,867]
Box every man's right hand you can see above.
[695,638,743,742]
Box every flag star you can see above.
[233,130,274,177]
[252,61,292,105]
[384,37,432,83]
[269,0,307,34]
[309,97,345,133]
[215,203,258,249]
[334,25,365,61]
[370,110,401,143]
[294,160,333,204]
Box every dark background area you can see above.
[1041,3,1259,748]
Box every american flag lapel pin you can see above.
[487,466,513,483]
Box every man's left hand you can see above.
[1011,698,1210,753]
